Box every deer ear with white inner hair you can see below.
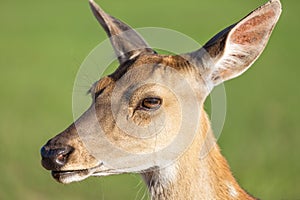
[185,0,282,86]
[89,0,156,65]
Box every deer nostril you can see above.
[56,154,65,164]
[41,145,74,170]
[55,148,73,166]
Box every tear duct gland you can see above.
[41,0,281,199]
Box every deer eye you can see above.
[140,97,162,111]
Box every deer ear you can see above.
[186,0,282,86]
[89,0,156,65]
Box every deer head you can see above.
[41,1,281,198]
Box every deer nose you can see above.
[40,143,74,170]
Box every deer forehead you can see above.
[93,54,207,100]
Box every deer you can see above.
[41,0,282,199]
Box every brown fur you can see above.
[41,0,281,199]
[143,111,257,200]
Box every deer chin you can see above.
[51,162,119,184]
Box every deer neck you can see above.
[141,111,256,200]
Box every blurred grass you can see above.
[0,0,299,199]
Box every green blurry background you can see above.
[0,0,299,199]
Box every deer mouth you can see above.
[51,169,89,183]
[51,164,102,184]
[50,163,119,184]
